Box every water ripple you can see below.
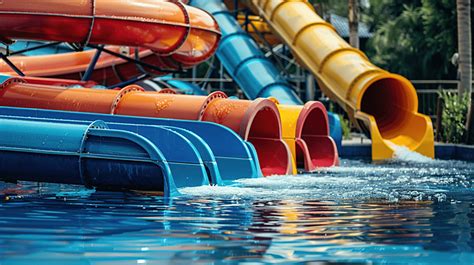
[0,159,473,264]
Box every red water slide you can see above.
[0,0,221,83]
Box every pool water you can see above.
[0,158,473,264]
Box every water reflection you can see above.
[0,160,473,264]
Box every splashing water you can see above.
[180,159,473,203]
[1,159,473,264]
[392,145,434,163]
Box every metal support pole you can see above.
[234,0,239,18]
[87,44,183,74]
[192,65,197,82]
[8,41,63,56]
[0,53,25,76]
[305,72,315,101]
[82,45,103,81]
[106,74,149,89]
[219,62,224,91]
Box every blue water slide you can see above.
[1,114,213,188]
[0,118,178,196]
[0,107,262,182]
[190,0,342,150]
[9,41,77,56]
[165,79,208,96]
[162,126,222,185]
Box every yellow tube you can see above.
[269,98,339,174]
[246,0,434,160]
[237,15,281,45]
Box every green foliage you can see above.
[309,0,472,80]
[364,0,461,79]
[438,90,470,143]
[309,0,348,17]
[338,114,352,140]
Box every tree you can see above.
[364,0,461,80]
[456,0,473,143]
[349,0,360,48]
[310,0,348,18]
[457,0,472,96]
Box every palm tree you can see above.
[348,0,359,48]
[456,0,472,143]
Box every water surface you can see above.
[0,158,473,264]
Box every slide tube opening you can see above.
[296,102,338,169]
[359,76,418,139]
[244,100,290,176]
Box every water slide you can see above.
[244,0,434,160]
[0,77,271,194]
[0,105,263,181]
[0,1,299,182]
[191,0,339,172]
[0,78,292,176]
[0,47,163,86]
[0,0,273,189]
[2,41,211,93]
[0,116,179,195]
[0,0,221,85]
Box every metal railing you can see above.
[413,80,473,117]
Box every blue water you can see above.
[0,159,473,264]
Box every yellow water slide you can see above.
[245,0,434,160]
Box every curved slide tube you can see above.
[0,78,290,176]
[0,1,221,85]
[15,76,98,88]
[0,43,218,86]
[0,106,262,183]
[191,0,338,172]
[272,100,339,169]
[2,41,212,91]
[0,48,173,85]
[8,40,77,56]
[246,0,434,160]
[0,118,178,196]
[1,114,213,188]
[0,0,221,68]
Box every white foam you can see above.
[179,184,315,200]
[392,145,434,164]
[179,158,472,202]
[178,168,470,202]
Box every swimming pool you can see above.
[1,158,473,264]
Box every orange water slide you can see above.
[0,82,292,176]
[0,0,221,82]
[0,48,167,85]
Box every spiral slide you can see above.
[0,0,301,194]
[245,0,434,160]
[191,0,338,172]
[0,0,221,85]
[0,47,162,86]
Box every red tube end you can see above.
[295,101,338,170]
[241,99,292,176]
